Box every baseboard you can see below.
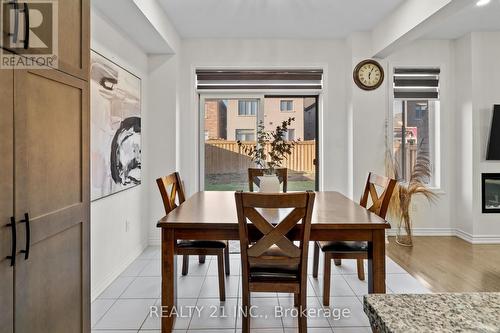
[91,242,148,301]
[455,229,500,244]
[387,228,500,244]
[386,228,455,237]
[149,229,500,248]
[149,236,161,246]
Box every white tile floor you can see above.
[92,246,430,333]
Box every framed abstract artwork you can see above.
[90,50,142,201]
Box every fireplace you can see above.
[482,173,500,213]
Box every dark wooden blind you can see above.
[196,69,323,90]
[393,68,440,99]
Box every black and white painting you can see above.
[91,50,141,201]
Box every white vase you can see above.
[258,175,281,193]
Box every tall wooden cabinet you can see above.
[0,69,14,333]
[0,1,90,332]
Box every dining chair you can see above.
[235,191,315,333]
[248,168,288,192]
[312,172,396,306]
[156,172,230,301]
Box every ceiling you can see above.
[424,0,500,39]
[93,0,173,53]
[158,0,405,39]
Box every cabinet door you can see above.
[56,0,90,80]
[0,69,14,333]
[13,69,90,333]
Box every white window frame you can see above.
[199,91,322,191]
[235,128,256,142]
[280,100,294,112]
[388,65,441,190]
[238,100,258,116]
[199,93,265,190]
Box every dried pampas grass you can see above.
[385,124,437,246]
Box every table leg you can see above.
[367,229,386,294]
[162,228,177,333]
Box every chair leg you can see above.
[312,242,320,278]
[298,290,307,333]
[199,255,206,264]
[224,245,230,275]
[182,255,189,276]
[323,254,331,307]
[217,252,226,302]
[334,259,342,266]
[241,278,250,333]
[357,259,365,281]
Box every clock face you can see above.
[354,60,384,90]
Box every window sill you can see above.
[426,187,445,195]
[397,182,445,195]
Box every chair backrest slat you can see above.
[235,191,315,282]
[248,168,288,192]
[359,172,396,220]
[156,172,186,215]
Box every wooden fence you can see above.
[205,140,316,174]
[393,142,418,178]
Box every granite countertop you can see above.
[364,293,500,333]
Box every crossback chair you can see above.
[235,191,315,333]
[248,168,288,192]
[312,172,396,306]
[156,172,230,301]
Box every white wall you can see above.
[177,37,456,235]
[452,34,474,236]
[449,32,500,243]
[178,39,349,196]
[470,32,500,239]
[385,40,454,233]
[146,53,179,245]
[91,7,150,300]
[91,11,500,296]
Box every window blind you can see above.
[393,68,440,99]
[196,69,323,90]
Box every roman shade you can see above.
[196,69,323,90]
[393,68,440,99]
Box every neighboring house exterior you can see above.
[204,100,227,140]
[205,97,313,141]
[303,97,316,140]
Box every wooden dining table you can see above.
[157,191,390,333]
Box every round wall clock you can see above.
[353,59,384,91]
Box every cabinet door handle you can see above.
[6,217,16,267]
[22,2,29,49]
[7,0,19,44]
[20,213,30,260]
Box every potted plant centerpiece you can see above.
[238,117,297,193]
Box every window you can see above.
[235,129,255,142]
[238,100,258,116]
[202,96,318,192]
[393,100,435,184]
[392,68,440,187]
[283,129,295,141]
[280,100,294,112]
[393,67,439,186]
